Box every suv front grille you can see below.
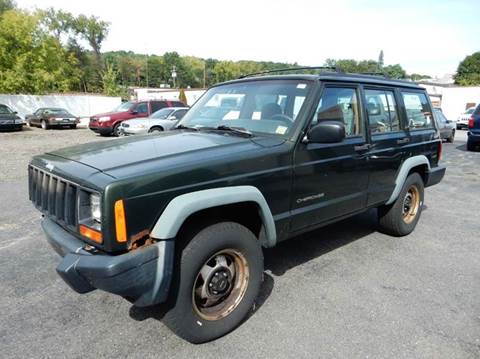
[28,165,78,227]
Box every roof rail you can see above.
[238,66,340,79]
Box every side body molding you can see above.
[385,155,430,205]
[150,186,277,247]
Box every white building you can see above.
[418,82,480,121]
[130,88,206,106]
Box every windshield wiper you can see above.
[212,125,253,137]
[174,124,198,131]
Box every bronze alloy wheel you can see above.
[402,185,420,224]
[192,249,249,321]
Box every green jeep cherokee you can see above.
[29,70,445,343]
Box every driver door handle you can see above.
[397,138,410,144]
[354,143,372,152]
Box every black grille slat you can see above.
[56,180,66,220]
[28,166,79,228]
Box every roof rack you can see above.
[238,66,340,79]
[238,66,392,80]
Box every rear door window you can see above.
[365,89,400,134]
[151,101,167,112]
[401,92,434,129]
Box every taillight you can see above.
[437,140,442,162]
[468,117,475,128]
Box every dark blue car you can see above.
[467,105,480,151]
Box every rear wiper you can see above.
[174,124,198,131]
[213,125,253,137]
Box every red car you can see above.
[89,100,186,136]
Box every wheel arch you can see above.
[386,155,430,205]
[150,186,277,247]
[149,125,164,132]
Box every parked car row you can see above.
[88,99,187,136]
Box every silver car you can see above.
[120,107,189,135]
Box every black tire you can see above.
[41,120,49,130]
[69,124,77,129]
[163,222,263,343]
[148,126,163,133]
[467,140,475,151]
[112,123,121,137]
[447,130,454,143]
[378,173,424,236]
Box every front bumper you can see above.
[0,122,22,130]
[121,126,148,135]
[425,165,446,188]
[42,218,174,307]
[89,124,113,135]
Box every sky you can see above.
[16,0,480,77]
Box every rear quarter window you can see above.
[401,91,434,130]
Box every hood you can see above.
[91,111,130,120]
[46,131,282,178]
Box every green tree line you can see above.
[1,0,478,97]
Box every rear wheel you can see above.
[163,222,263,343]
[378,173,424,236]
[69,124,77,129]
[41,120,49,130]
[467,140,475,151]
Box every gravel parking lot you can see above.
[0,127,479,359]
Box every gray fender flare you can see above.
[385,155,430,205]
[150,186,277,247]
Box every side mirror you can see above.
[13,111,18,114]
[305,121,345,143]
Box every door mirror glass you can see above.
[307,121,345,143]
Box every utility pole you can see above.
[146,53,149,88]
[172,65,177,88]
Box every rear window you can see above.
[401,92,434,130]
[474,104,480,116]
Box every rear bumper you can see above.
[425,165,446,188]
[467,131,480,143]
[42,218,174,307]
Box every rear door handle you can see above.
[354,143,371,152]
[397,138,410,144]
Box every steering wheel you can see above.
[270,114,293,126]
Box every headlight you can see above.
[98,116,111,122]
[79,191,102,231]
[90,194,101,223]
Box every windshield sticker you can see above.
[297,83,307,89]
[276,126,287,135]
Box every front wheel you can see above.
[378,173,424,236]
[41,120,49,130]
[112,123,121,137]
[163,222,263,343]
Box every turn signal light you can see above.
[79,225,102,243]
[114,199,127,242]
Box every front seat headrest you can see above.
[261,103,282,119]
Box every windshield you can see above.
[0,104,14,114]
[114,101,134,112]
[177,80,312,136]
[151,108,174,119]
